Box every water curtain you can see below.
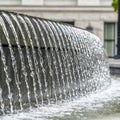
[0,11,110,114]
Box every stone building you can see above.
[0,0,117,57]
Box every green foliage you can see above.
[112,0,118,12]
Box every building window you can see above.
[104,23,116,57]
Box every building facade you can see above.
[0,0,117,57]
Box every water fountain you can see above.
[0,10,110,115]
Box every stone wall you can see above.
[0,6,117,42]
[0,0,113,6]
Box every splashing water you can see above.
[0,11,110,115]
[0,76,119,120]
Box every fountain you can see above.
[0,10,110,115]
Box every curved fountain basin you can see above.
[0,11,110,114]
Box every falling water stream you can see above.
[0,11,115,119]
[0,75,120,120]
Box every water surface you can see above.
[0,75,120,120]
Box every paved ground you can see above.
[108,58,120,68]
[108,58,120,74]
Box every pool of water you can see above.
[1,75,120,120]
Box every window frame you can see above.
[104,22,116,58]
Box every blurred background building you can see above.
[0,0,117,57]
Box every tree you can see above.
[112,0,118,11]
